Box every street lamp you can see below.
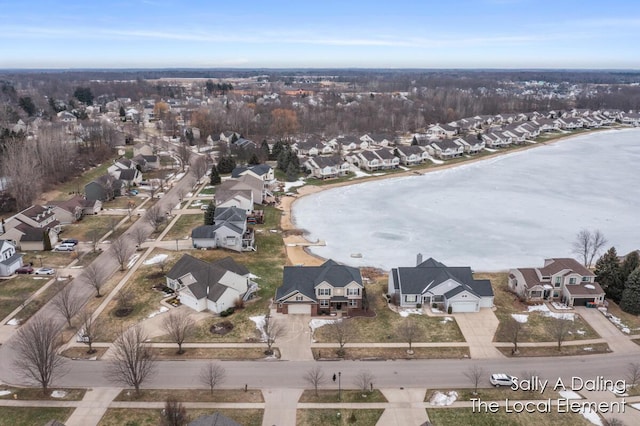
[338,371,342,401]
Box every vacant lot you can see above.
[161,213,203,241]
[313,280,465,344]
[99,408,262,426]
[60,214,126,242]
[0,407,74,426]
[427,407,591,426]
[296,409,384,426]
[481,272,600,343]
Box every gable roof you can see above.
[539,258,594,277]
[276,259,362,302]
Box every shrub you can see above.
[416,303,422,309]
[447,306,452,314]
[220,307,235,317]
[432,303,437,308]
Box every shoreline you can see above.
[278,126,632,269]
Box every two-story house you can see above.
[0,205,61,251]
[275,259,364,315]
[0,240,24,277]
[191,206,255,252]
[508,258,605,307]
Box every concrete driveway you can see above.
[575,306,639,354]
[272,312,314,361]
[454,309,502,359]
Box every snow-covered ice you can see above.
[143,254,168,265]
[293,129,640,271]
[429,391,458,406]
[511,314,528,323]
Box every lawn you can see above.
[52,161,114,201]
[0,408,74,426]
[600,301,640,334]
[312,346,469,360]
[198,186,216,195]
[61,346,109,360]
[59,214,126,242]
[312,279,465,344]
[14,278,71,324]
[115,388,264,403]
[99,408,263,426]
[22,251,78,269]
[101,195,143,210]
[0,386,85,400]
[296,409,384,426]
[151,347,278,360]
[497,343,610,357]
[162,214,203,241]
[0,275,46,319]
[427,407,592,426]
[426,387,558,403]
[299,389,387,403]
[482,273,600,343]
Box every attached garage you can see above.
[286,303,311,315]
[570,297,593,307]
[449,301,479,313]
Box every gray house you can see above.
[84,174,125,202]
[191,206,255,252]
[388,255,494,313]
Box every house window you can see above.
[569,278,576,284]
[320,299,329,307]
[349,299,358,307]
[318,288,331,296]
[530,291,542,298]
[405,295,417,303]
[295,295,303,301]
[582,277,590,282]
[555,277,561,285]
[347,288,360,296]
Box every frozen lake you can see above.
[292,128,640,271]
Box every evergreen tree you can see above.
[73,87,94,105]
[260,140,271,159]
[217,156,236,174]
[209,165,221,185]
[43,231,52,251]
[277,145,291,171]
[19,97,36,116]
[271,140,284,161]
[620,268,640,315]
[203,203,215,225]
[285,161,298,182]
[248,152,260,165]
[393,148,401,158]
[622,251,640,281]
[119,106,126,117]
[230,133,238,144]
[411,136,418,146]
[595,247,624,303]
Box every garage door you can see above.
[287,304,311,315]
[572,298,592,306]
[450,302,478,313]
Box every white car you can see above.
[490,373,517,387]
[34,267,56,275]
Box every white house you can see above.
[0,240,24,277]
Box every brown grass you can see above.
[299,389,387,403]
[313,280,465,344]
[427,407,592,426]
[151,347,279,360]
[481,272,600,342]
[98,408,263,426]
[60,346,108,360]
[0,386,85,401]
[497,343,610,357]
[313,346,469,360]
[115,388,264,403]
[427,387,559,402]
[296,409,384,426]
[161,214,203,241]
[602,301,640,333]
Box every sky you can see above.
[0,0,639,69]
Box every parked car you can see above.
[54,243,76,251]
[490,373,517,387]
[15,265,34,274]
[34,267,55,275]
[128,189,139,196]
[61,239,79,246]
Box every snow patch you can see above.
[143,254,168,265]
[310,318,337,332]
[250,315,267,341]
[127,254,141,269]
[399,309,422,317]
[6,318,20,326]
[602,311,632,333]
[51,390,67,398]
[511,314,529,323]
[147,306,169,319]
[527,304,574,320]
[429,158,444,164]
[429,391,458,406]
[0,390,12,396]
[283,178,306,191]
[579,406,603,425]
[248,273,261,280]
[559,390,582,399]
[551,302,572,310]
[352,170,371,178]
[631,403,640,411]
[440,317,453,323]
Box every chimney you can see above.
[416,253,423,266]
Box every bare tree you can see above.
[0,139,43,210]
[464,364,485,395]
[354,370,375,392]
[13,316,67,394]
[190,155,209,183]
[146,205,166,232]
[88,228,103,252]
[552,318,572,351]
[177,141,191,171]
[263,313,286,355]
[304,366,326,397]
[78,308,103,354]
[396,316,422,354]
[161,310,195,355]
[107,324,156,395]
[115,287,135,317]
[160,397,189,426]
[200,362,226,394]
[131,226,148,249]
[111,237,134,271]
[51,282,83,328]
[327,319,353,357]
[504,316,525,355]
[626,362,640,388]
[573,229,608,268]
[157,256,169,275]
[83,263,107,297]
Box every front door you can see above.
[335,303,342,311]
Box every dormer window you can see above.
[569,277,576,284]
[581,277,590,282]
